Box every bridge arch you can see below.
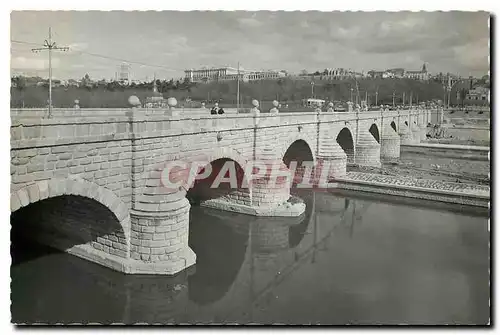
[369,124,380,143]
[200,147,249,177]
[184,147,251,205]
[390,121,397,132]
[186,157,249,205]
[280,134,317,167]
[11,178,131,258]
[336,127,355,163]
[11,178,130,231]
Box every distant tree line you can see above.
[11,74,457,109]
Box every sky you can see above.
[10,11,490,81]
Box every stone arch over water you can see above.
[282,139,315,168]
[283,139,316,189]
[336,127,355,164]
[369,124,380,143]
[186,158,249,206]
[391,121,397,132]
[11,178,131,264]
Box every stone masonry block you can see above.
[17,188,30,207]
[10,193,21,212]
[27,183,40,203]
[38,180,50,200]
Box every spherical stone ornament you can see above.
[252,99,259,107]
[272,100,279,107]
[167,97,178,107]
[328,102,334,107]
[215,102,219,107]
[74,99,79,104]
[128,95,141,107]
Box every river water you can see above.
[11,190,490,325]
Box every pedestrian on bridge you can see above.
[210,103,225,115]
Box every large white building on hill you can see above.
[184,66,287,83]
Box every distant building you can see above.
[367,70,385,79]
[118,63,131,84]
[144,80,167,108]
[466,86,489,103]
[386,68,405,78]
[367,70,394,79]
[66,79,79,87]
[323,68,364,79]
[405,63,429,81]
[184,66,287,83]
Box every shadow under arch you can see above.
[336,127,355,163]
[391,121,397,132]
[283,139,315,189]
[11,194,128,266]
[186,158,248,205]
[187,207,250,306]
[283,139,315,169]
[369,124,380,143]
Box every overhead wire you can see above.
[12,39,184,73]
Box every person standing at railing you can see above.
[270,100,279,114]
[326,102,334,113]
[211,102,224,115]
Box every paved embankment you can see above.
[335,172,490,208]
[401,142,489,161]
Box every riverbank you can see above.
[349,152,490,186]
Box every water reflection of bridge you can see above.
[184,190,372,322]
[11,191,372,324]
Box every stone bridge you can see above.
[10,102,435,275]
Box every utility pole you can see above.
[375,91,378,106]
[31,27,69,118]
[392,91,395,107]
[311,81,315,98]
[236,62,240,112]
[402,92,405,105]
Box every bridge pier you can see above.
[418,119,428,142]
[380,125,401,161]
[354,129,381,168]
[201,154,305,217]
[410,122,422,143]
[399,123,414,145]
[316,132,348,181]
[128,184,196,274]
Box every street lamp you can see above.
[350,88,353,102]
